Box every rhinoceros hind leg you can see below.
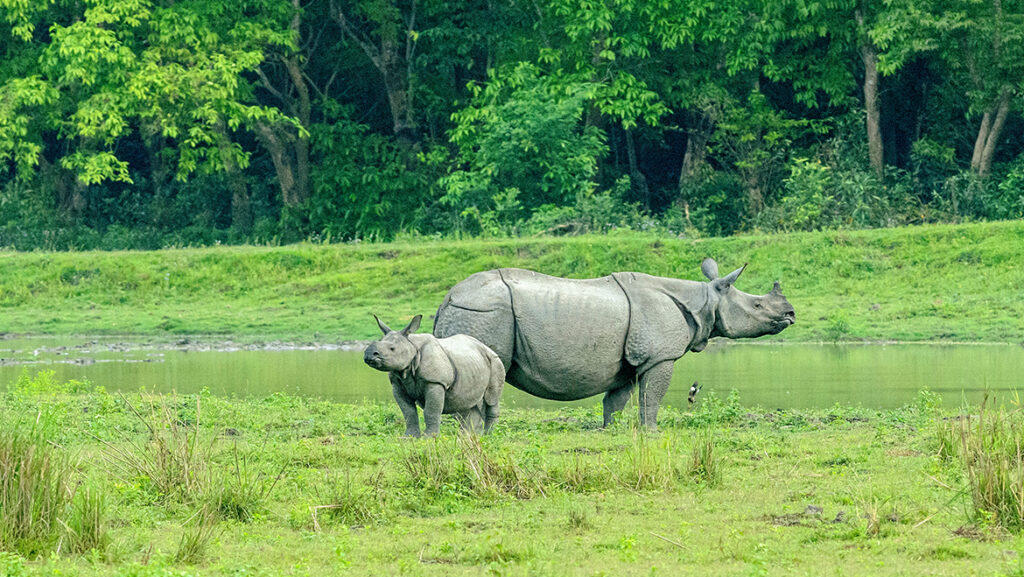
[602,384,636,427]
[637,361,674,429]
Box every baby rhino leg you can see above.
[456,405,484,433]
[483,401,500,433]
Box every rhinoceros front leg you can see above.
[391,381,422,437]
[602,384,635,427]
[637,361,674,429]
[422,383,447,436]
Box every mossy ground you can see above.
[0,220,1022,343]
[2,375,1022,577]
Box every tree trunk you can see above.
[330,0,418,139]
[215,120,252,233]
[284,0,312,203]
[974,90,1011,177]
[38,156,78,224]
[860,41,884,178]
[256,123,298,207]
[970,110,993,171]
[679,111,712,192]
[624,128,650,208]
[141,122,172,200]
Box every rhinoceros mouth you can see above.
[769,317,794,333]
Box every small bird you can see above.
[688,381,703,404]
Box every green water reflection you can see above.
[1,338,1021,409]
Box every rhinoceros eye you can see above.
[753,301,763,309]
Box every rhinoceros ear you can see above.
[701,258,719,281]
[374,314,392,335]
[400,314,422,336]
[713,263,746,292]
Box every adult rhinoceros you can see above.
[432,258,795,428]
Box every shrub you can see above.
[442,63,608,230]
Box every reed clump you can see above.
[948,401,1024,530]
[0,414,74,556]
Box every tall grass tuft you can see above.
[401,437,461,494]
[401,433,545,500]
[457,432,545,499]
[309,469,388,530]
[175,506,220,564]
[688,429,721,486]
[615,428,679,491]
[933,417,960,461]
[548,452,609,493]
[952,401,1024,530]
[62,483,109,555]
[102,394,216,502]
[0,413,73,556]
[210,443,287,522]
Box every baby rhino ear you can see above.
[701,258,719,281]
[374,314,392,335]
[400,314,422,336]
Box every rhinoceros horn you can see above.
[771,281,782,295]
[713,263,746,292]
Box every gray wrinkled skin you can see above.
[433,258,795,429]
[364,314,505,437]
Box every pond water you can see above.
[1,336,1022,410]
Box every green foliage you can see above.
[0,0,1022,246]
[102,395,217,502]
[443,64,607,229]
[307,107,444,241]
[994,155,1024,219]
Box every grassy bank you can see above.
[2,373,1024,576]
[1,220,1022,342]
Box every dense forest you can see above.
[1,0,1022,249]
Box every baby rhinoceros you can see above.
[363,314,505,436]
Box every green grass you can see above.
[4,373,1024,576]
[1,220,1022,342]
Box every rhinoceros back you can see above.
[435,268,633,401]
